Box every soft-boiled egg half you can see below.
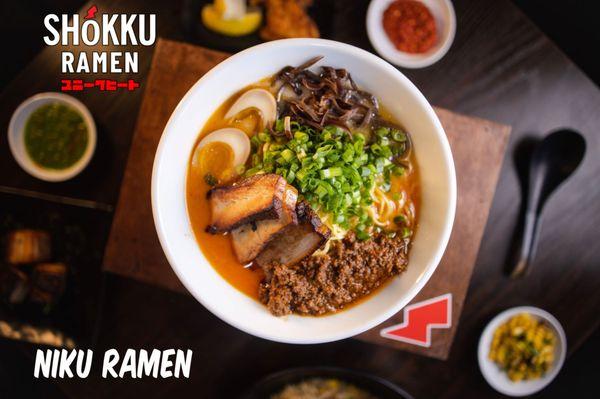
[191,89,275,184]
[192,128,250,184]
[226,88,277,131]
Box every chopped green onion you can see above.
[392,165,405,176]
[244,119,411,235]
[393,215,406,225]
[320,167,343,179]
[375,127,390,137]
[258,132,271,142]
[392,129,407,142]
[356,229,370,241]
[280,149,295,162]
[275,119,284,132]
[204,173,218,186]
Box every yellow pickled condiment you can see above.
[488,313,556,382]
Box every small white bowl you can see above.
[8,92,97,182]
[152,39,456,344]
[367,0,456,68]
[478,306,567,397]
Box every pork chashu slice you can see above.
[231,185,299,264]
[206,174,287,233]
[256,201,331,268]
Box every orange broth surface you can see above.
[186,81,420,303]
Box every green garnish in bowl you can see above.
[24,103,89,170]
[245,119,408,238]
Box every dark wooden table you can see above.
[1,0,598,398]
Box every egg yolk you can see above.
[231,109,261,134]
[198,141,235,182]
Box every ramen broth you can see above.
[187,78,419,302]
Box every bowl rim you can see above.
[241,366,415,399]
[366,0,457,69]
[477,306,567,397]
[152,38,457,343]
[7,92,97,182]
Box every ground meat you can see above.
[259,232,410,316]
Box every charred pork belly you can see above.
[231,185,298,264]
[256,201,330,269]
[206,174,287,233]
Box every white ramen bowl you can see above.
[152,39,456,344]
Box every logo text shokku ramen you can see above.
[43,9,156,74]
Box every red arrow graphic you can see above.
[380,293,452,347]
[84,5,98,19]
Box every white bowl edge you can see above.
[151,38,457,344]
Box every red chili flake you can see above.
[382,0,437,54]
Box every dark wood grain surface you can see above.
[102,42,229,293]
[0,0,599,397]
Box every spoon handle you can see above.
[510,210,541,278]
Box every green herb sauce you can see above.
[24,103,89,170]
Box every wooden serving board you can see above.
[103,39,510,360]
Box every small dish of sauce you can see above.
[367,0,456,68]
[382,0,437,54]
[8,93,96,182]
[25,103,89,170]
